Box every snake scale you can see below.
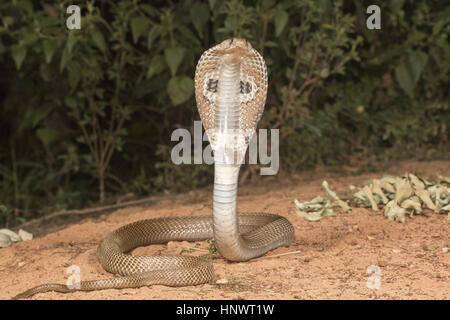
[14,38,294,299]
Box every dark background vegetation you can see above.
[0,0,448,227]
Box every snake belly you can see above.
[14,38,294,299]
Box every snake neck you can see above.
[212,163,242,260]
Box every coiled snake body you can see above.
[15,38,294,299]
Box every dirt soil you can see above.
[1,160,449,300]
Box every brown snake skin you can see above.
[14,38,294,299]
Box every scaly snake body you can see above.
[15,38,294,299]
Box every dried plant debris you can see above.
[293,173,450,223]
[292,181,350,221]
[0,228,33,248]
[292,197,336,221]
[350,173,450,223]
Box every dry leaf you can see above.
[371,180,389,204]
[0,233,12,248]
[415,188,437,211]
[18,229,33,241]
[362,185,379,211]
[0,229,21,242]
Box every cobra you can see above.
[14,38,294,299]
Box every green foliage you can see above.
[167,76,194,105]
[0,0,448,227]
[395,50,428,97]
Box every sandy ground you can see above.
[1,160,449,300]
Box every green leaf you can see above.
[66,31,77,54]
[262,0,276,9]
[406,31,426,46]
[135,79,158,99]
[409,51,428,83]
[37,128,59,147]
[432,18,447,36]
[395,51,428,97]
[32,105,53,128]
[190,2,210,37]
[92,28,107,53]
[321,24,334,29]
[2,16,14,27]
[22,31,38,46]
[147,25,161,49]
[141,4,157,17]
[60,45,71,72]
[67,63,81,89]
[164,46,185,76]
[146,54,165,79]
[274,10,288,36]
[389,0,406,11]
[130,17,149,44]
[395,64,412,96]
[18,107,52,131]
[40,63,51,81]
[208,0,217,9]
[264,41,278,48]
[64,97,77,108]
[42,39,58,63]
[178,26,201,46]
[167,76,194,105]
[16,0,34,15]
[10,45,27,70]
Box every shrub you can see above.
[0,0,448,226]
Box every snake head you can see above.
[219,37,251,50]
[194,38,268,165]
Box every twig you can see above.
[252,250,302,261]
[14,197,160,231]
[188,247,210,252]
[15,186,212,232]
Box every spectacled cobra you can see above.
[14,38,294,299]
